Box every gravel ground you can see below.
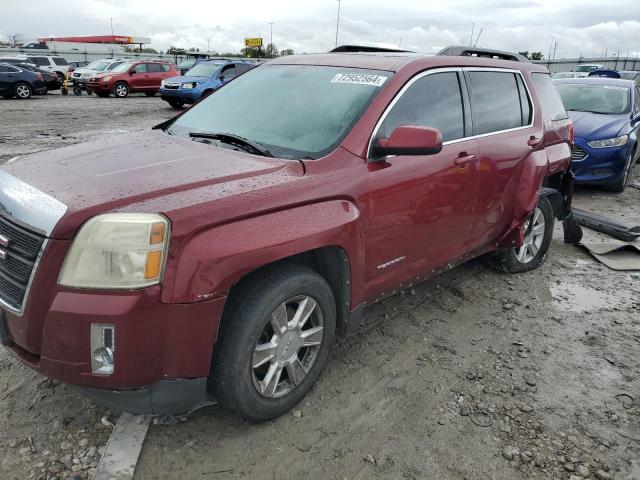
[0,93,639,480]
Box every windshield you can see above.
[556,84,630,115]
[106,61,124,71]
[111,62,135,73]
[178,59,197,68]
[86,60,110,71]
[576,65,600,73]
[167,65,391,159]
[185,62,224,77]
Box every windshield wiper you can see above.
[189,132,273,157]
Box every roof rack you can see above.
[437,46,529,62]
[330,45,415,54]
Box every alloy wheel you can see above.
[515,207,545,264]
[251,295,324,398]
[115,84,128,97]
[16,84,31,98]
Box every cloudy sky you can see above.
[1,0,639,59]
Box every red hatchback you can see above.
[88,59,178,98]
[0,46,581,421]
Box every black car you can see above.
[15,63,61,91]
[0,63,47,99]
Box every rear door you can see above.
[0,65,18,94]
[365,69,479,298]
[463,68,540,250]
[146,63,165,89]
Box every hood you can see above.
[568,110,629,141]
[2,130,303,239]
[73,67,102,75]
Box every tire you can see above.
[485,196,554,273]
[210,264,336,423]
[86,88,93,96]
[604,148,635,193]
[113,82,129,98]
[61,87,68,96]
[168,99,184,109]
[145,91,156,97]
[202,89,214,98]
[14,82,32,99]
[73,86,82,96]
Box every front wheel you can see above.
[604,149,635,193]
[210,264,336,422]
[168,99,184,109]
[113,82,129,98]
[485,196,554,273]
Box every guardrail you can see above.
[533,57,640,73]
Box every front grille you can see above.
[164,83,180,90]
[0,216,45,310]
[572,146,588,162]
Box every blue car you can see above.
[554,77,640,192]
[160,60,256,109]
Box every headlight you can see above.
[182,82,197,89]
[587,136,628,149]
[102,76,112,83]
[160,80,166,88]
[59,213,170,289]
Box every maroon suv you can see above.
[0,46,580,422]
[88,59,178,98]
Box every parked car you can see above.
[71,58,128,89]
[0,62,47,98]
[0,46,579,421]
[15,63,61,91]
[88,60,179,97]
[68,61,89,72]
[574,64,605,77]
[176,58,201,75]
[23,55,70,80]
[554,77,639,192]
[160,60,256,108]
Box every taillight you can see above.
[568,120,574,145]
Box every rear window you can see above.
[467,71,528,135]
[532,73,569,121]
[52,57,68,66]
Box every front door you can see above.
[364,70,479,298]
[129,63,149,91]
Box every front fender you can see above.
[161,200,364,304]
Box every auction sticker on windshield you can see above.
[331,73,388,87]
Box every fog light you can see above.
[91,324,115,375]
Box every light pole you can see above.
[110,18,114,36]
[335,0,341,48]
[269,22,274,57]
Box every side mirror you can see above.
[219,75,225,82]
[371,125,443,158]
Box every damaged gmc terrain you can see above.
[0,46,581,422]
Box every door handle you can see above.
[528,136,542,148]
[454,153,476,167]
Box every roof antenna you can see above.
[473,28,483,47]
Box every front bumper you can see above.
[160,88,201,104]
[2,276,226,413]
[87,81,111,93]
[572,137,631,185]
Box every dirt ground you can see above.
[0,93,639,480]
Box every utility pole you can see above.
[110,18,114,36]
[469,23,475,47]
[552,40,557,61]
[547,36,553,62]
[335,0,341,48]
[269,22,274,57]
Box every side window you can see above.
[221,65,237,79]
[162,64,171,72]
[52,57,68,66]
[0,65,10,73]
[132,64,147,74]
[29,57,49,67]
[236,64,253,74]
[377,71,465,142]
[467,71,524,135]
[516,75,532,126]
[531,73,568,121]
[634,86,640,116]
[147,63,163,73]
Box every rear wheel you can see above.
[113,82,129,98]
[210,264,336,422]
[485,196,554,273]
[73,86,82,96]
[15,82,32,99]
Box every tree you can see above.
[265,43,278,58]
[530,51,543,60]
[241,46,263,58]
[280,48,295,56]
[518,51,530,59]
